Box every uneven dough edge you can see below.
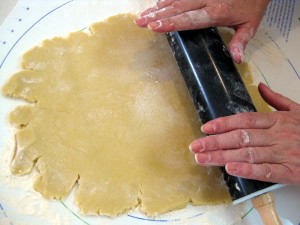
[2,14,231,217]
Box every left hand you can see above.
[189,83,300,185]
[135,0,270,63]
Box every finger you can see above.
[147,9,214,32]
[136,0,206,28]
[141,0,206,17]
[228,25,255,64]
[258,82,300,111]
[136,6,183,27]
[156,0,178,9]
[200,112,276,135]
[135,2,165,27]
[225,162,295,184]
[194,146,280,166]
[138,6,159,19]
[190,129,274,153]
[138,0,175,18]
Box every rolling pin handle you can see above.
[251,192,282,225]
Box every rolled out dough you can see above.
[2,14,231,216]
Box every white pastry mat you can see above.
[0,1,300,225]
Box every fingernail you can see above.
[195,154,200,164]
[137,13,157,27]
[201,122,216,134]
[189,143,193,152]
[241,130,250,145]
[230,46,244,64]
[148,20,162,30]
[189,141,205,153]
[134,16,148,26]
[226,163,239,174]
[195,153,212,165]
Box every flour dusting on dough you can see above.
[0,137,70,225]
[2,14,230,217]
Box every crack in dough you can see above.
[2,14,230,217]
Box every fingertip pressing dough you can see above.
[2,14,232,216]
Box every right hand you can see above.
[189,83,300,185]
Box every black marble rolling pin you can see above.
[166,29,283,225]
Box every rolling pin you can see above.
[166,29,284,225]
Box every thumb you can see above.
[258,82,299,111]
[228,25,254,64]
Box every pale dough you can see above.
[2,14,231,216]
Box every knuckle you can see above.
[209,136,220,150]
[171,1,185,13]
[162,17,176,31]
[235,130,250,147]
[242,113,257,128]
[275,111,284,118]
[261,163,272,179]
[206,8,218,21]
[157,0,174,8]
[245,163,254,178]
[146,12,157,20]
[219,4,231,15]
[245,147,256,163]
[273,112,286,125]
[209,3,231,21]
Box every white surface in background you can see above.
[0,0,299,225]
[0,0,18,25]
